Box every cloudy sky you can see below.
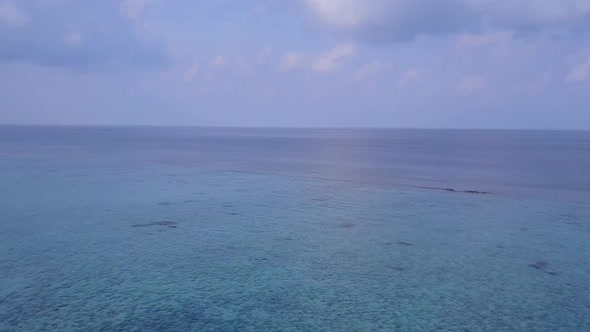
[1,0,589,129]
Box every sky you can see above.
[0,0,589,129]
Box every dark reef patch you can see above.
[529,261,548,270]
[528,261,559,275]
[131,221,178,228]
[560,213,583,227]
[416,186,489,194]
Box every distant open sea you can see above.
[1,126,589,331]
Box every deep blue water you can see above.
[1,126,589,331]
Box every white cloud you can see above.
[397,68,422,87]
[280,52,306,71]
[566,56,590,83]
[211,55,226,69]
[183,60,200,82]
[0,1,30,27]
[64,32,83,47]
[122,0,150,20]
[0,1,169,69]
[354,60,391,80]
[279,44,356,73]
[514,73,552,94]
[467,0,590,27]
[234,57,255,75]
[456,31,512,48]
[303,0,377,30]
[312,43,356,73]
[456,75,485,95]
[302,0,590,42]
[257,47,273,65]
[302,0,472,42]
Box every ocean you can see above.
[1,126,589,331]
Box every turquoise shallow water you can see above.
[1,127,590,331]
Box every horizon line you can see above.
[0,123,589,132]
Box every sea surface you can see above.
[1,126,589,331]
